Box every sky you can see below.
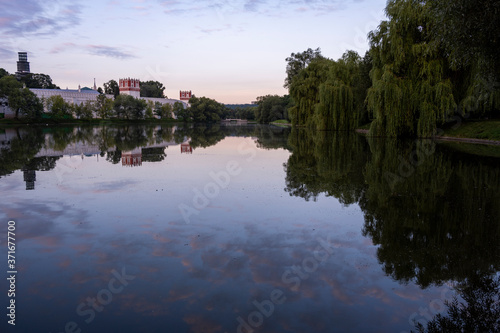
[0,0,387,104]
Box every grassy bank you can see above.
[356,120,500,143]
[441,120,500,141]
[270,120,291,127]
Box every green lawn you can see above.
[442,120,500,141]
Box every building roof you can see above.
[30,88,99,94]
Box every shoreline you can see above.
[355,129,500,146]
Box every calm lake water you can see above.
[0,124,499,333]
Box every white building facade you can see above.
[0,78,188,119]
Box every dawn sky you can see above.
[0,0,387,104]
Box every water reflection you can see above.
[284,128,500,332]
[0,124,291,189]
[284,128,500,285]
[413,273,500,333]
[0,124,498,333]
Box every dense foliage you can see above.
[288,51,371,130]
[0,75,43,119]
[19,73,60,89]
[254,94,292,123]
[103,79,120,98]
[176,95,228,123]
[286,0,500,137]
[228,105,256,121]
[140,80,166,98]
[284,47,323,89]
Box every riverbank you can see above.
[0,118,182,127]
[270,120,292,127]
[356,120,500,146]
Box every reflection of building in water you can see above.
[181,143,192,154]
[122,148,142,167]
[22,169,36,190]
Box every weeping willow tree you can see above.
[458,59,500,117]
[288,58,332,127]
[367,0,456,138]
[288,51,370,130]
[313,51,366,131]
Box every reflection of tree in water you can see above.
[361,138,500,288]
[253,125,291,150]
[106,150,122,164]
[0,127,45,178]
[47,126,76,151]
[414,274,500,333]
[24,156,60,171]
[142,147,166,162]
[284,128,369,203]
[113,125,149,151]
[283,128,500,331]
[1,124,294,173]
[172,123,292,151]
[172,124,226,149]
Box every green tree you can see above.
[254,95,291,123]
[103,80,120,98]
[366,0,456,138]
[173,101,189,121]
[284,47,323,89]
[313,50,371,131]
[140,80,165,98]
[288,57,333,127]
[0,68,9,79]
[96,94,114,119]
[0,76,22,98]
[428,0,500,81]
[145,100,155,119]
[72,103,84,119]
[79,100,95,119]
[187,96,227,123]
[145,102,154,119]
[154,102,173,119]
[234,106,256,120]
[113,95,146,120]
[11,88,43,119]
[19,73,60,89]
[0,76,43,119]
[45,95,72,119]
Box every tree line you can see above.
[285,0,500,137]
[0,70,233,122]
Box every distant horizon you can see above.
[0,0,387,104]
